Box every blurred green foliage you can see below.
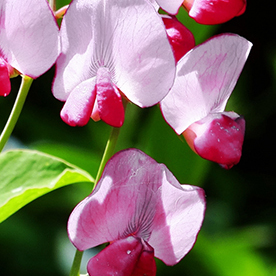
[1,0,276,275]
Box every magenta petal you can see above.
[60,78,96,126]
[96,67,124,127]
[185,112,245,168]
[87,236,155,276]
[162,15,195,62]
[0,0,59,78]
[187,0,246,25]
[0,59,11,97]
[160,34,252,135]
[132,240,156,276]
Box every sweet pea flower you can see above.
[68,148,205,276]
[161,15,195,63]
[155,0,246,24]
[0,0,60,96]
[52,0,175,128]
[160,34,252,169]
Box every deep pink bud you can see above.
[87,236,156,276]
[183,112,245,169]
[161,15,195,62]
[96,67,125,127]
[0,58,11,97]
[182,0,246,25]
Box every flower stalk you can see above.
[69,108,123,275]
[69,249,84,276]
[0,75,33,152]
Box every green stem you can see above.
[69,125,121,276]
[0,75,33,152]
[69,250,84,276]
[94,126,121,185]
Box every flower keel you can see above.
[183,112,245,169]
[87,236,156,276]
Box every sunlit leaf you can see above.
[0,149,93,223]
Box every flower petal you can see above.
[155,0,184,15]
[160,33,252,135]
[96,67,124,127]
[68,149,161,250]
[68,148,205,266]
[87,236,156,276]
[0,0,59,78]
[53,0,175,107]
[148,166,206,265]
[184,112,245,169]
[185,0,246,25]
[162,15,195,62]
[0,58,11,97]
[60,78,96,127]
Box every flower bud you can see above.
[182,0,247,25]
[183,112,245,169]
[161,15,195,62]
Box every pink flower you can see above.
[68,149,205,275]
[155,0,246,24]
[161,15,195,63]
[0,0,60,96]
[160,34,252,169]
[52,0,175,128]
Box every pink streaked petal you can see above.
[52,0,96,101]
[0,59,11,97]
[101,0,175,107]
[68,149,162,250]
[0,0,59,78]
[96,67,124,127]
[162,15,195,63]
[148,167,206,265]
[185,112,245,169]
[187,0,246,25]
[156,0,184,14]
[68,149,205,266]
[53,0,175,107]
[160,33,252,135]
[87,236,155,276]
[60,78,96,127]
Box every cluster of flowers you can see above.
[0,0,251,275]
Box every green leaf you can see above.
[0,149,94,223]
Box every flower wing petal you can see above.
[60,78,96,127]
[68,149,161,250]
[160,33,252,134]
[102,0,176,107]
[148,166,206,265]
[0,0,59,78]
